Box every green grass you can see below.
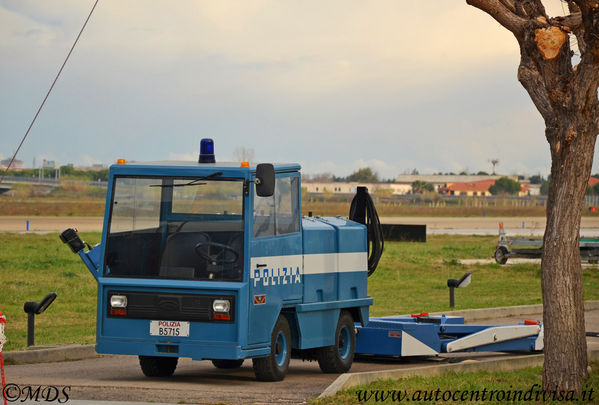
[1,233,598,351]
[312,362,599,404]
[0,232,100,351]
[368,235,599,316]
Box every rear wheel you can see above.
[211,359,244,369]
[317,311,356,373]
[253,315,291,381]
[139,356,178,377]
[494,246,509,265]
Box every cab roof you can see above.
[109,161,301,176]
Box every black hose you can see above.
[349,186,384,276]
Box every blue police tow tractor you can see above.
[60,139,543,381]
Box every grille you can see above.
[107,291,235,322]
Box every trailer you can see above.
[61,139,544,382]
[355,314,543,358]
[494,222,599,264]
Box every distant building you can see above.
[394,174,518,192]
[439,179,535,197]
[438,179,496,196]
[526,184,541,196]
[0,158,24,170]
[303,182,411,195]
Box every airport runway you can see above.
[3,215,599,236]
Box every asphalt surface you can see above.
[3,216,599,235]
[4,310,598,404]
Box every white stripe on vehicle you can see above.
[250,252,367,287]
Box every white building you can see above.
[303,182,411,195]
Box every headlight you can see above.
[110,295,128,308]
[213,299,230,313]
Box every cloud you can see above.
[0,0,593,179]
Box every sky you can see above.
[0,0,595,179]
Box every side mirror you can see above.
[256,163,275,197]
[60,228,86,253]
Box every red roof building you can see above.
[438,179,496,196]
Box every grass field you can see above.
[0,195,552,217]
[1,233,598,351]
[311,362,599,405]
[1,232,100,352]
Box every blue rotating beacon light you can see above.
[199,138,215,163]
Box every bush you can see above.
[489,177,521,195]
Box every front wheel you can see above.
[317,311,356,373]
[139,356,178,377]
[494,246,509,265]
[252,315,291,381]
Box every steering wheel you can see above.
[194,241,239,265]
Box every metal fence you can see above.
[1,176,107,188]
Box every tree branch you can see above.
[518,63,555,124]
[466,0,528,36]
[499,0,516,13]
[551,12,583,32]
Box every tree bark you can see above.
[542,123,594,391]
[467,0,599,393]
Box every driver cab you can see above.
[104,174,245,282]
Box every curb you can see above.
[3,344,97,365]
[319,347,599,398]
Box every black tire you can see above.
[211,359,244,369]
[252,315,291,381]
[317,311,356,373]
[139,355,178,377]
[494,247,509,265]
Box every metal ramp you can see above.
[355,313,543,358]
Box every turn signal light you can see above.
[213,313,230,321]
[110,309,127,316]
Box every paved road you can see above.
[3,216,599,235]
[5,311,598,404]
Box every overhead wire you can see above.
[0,0,100,184]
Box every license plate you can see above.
[149,320,190,337]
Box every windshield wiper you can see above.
[149,171,223,187]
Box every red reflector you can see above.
[411,312,429,318]
[524,320,540,325]
[110,309,126,316]
[213,313,230,321]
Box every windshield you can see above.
[104,176,244,282]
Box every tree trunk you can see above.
[466,0,599,392]
[542,122,594,391]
